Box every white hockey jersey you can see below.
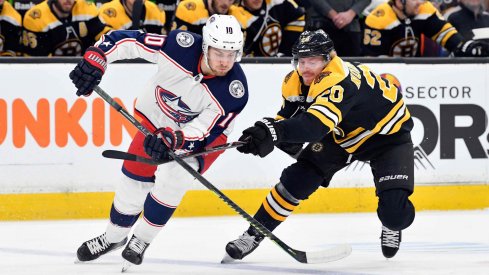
[95,29,248,153]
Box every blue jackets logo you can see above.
[155,86,199,124]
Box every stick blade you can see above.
[102,150,136,161]
[304,243,352,264]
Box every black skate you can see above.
[76,233,127,262]
[221,227,264,263]
[381,226,401,258]
[121,235,150,272]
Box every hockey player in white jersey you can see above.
[69,14,248,268]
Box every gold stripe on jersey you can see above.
[388,107,411,134]
[339,99,408,153]
[308,108,336,132]
[334,127,366,144]
[364,3,401,31]
[309,97,342,126]
[1,1,22,27]
[175,0,210,25]
[284,14,305,32]
[431,23,457,47]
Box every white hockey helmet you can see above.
[202,14,244,65]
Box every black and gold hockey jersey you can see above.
[22,0,111,56]
[278,56,413,155]
[172,0,213,35]
[363,1,464,57]
[229,0,304,57]
[99,0,166,34]
[0,0,22,56]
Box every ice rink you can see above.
[1,209,488,275]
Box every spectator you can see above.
[99,0,166,34]
[418,0,457,57]
[430,0,458,14]
[306,0,371,56]
[363,0,489,57]
[0,0,22,56]
[172,0,234,35]
[9,0,43,18]
[22,0,110,56]
[153,0,177,33]
[230,0,305,57]
[447,0,489,43]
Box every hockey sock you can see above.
[251,183,300,234]
[106,203,140,243]
[133,192,177,243]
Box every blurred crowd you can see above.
[1,0,489,57]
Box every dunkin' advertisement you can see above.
[0,62,487,193]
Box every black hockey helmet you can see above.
[291,29,334,67]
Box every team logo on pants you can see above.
[311,142,324,152]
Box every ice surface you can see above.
[0,210,488,274]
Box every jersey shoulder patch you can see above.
[175,31,195,47]
[23,2,57,32]
[365,2,400,30]
[175,0,209,24]
[281,70,301,98]
[99,1,127,28]
[309,56,349,97]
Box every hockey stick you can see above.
[93,85,352,264]
[102,141,246,165]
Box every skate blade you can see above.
[74,258,82,264]
[220,251,237,264]
[121,260,132,273]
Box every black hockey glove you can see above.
[69,46,107,96]
[454,40,489,57]
[237,118,284,158]
[143,128,185,161]
[155,127,185,150]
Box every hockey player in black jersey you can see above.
[222,29,416,262]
